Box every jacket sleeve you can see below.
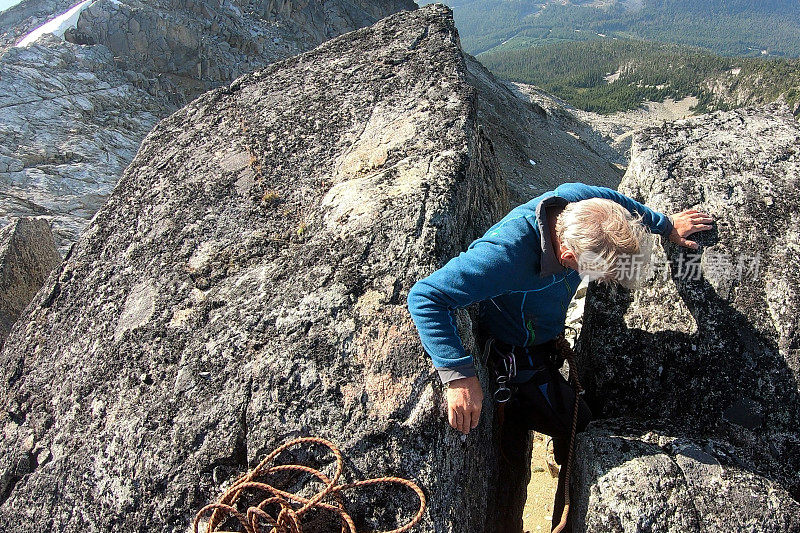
[407,222,539,384]
[554,182,674,236]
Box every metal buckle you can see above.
[494,375,511,403]
[493,351,517,403]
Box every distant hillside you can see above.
[479,38,800,114]
[428,0,800,57]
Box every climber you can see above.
[406,181,713,531]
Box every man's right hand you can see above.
[446,376,484,435]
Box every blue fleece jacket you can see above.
[407,182,674,384]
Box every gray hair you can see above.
[555,198,654,289]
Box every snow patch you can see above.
[16,0,93,48]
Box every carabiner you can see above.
[494,375,512,403]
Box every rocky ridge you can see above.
[574,103,800,531]
[0,5,626,531]
[0,35,171,249]
[3,3,795,532]
[0,0,415,251]
[463,57,622,205]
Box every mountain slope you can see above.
[0,0,416,251]
[429,0,800,57]
[479,38,800,114]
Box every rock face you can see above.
[0,0,75,49]
[0,35,172,249]
[0,5,626,531]
[574,103,800,530]
[574,419,800,532]
[0,0,415,251]
[69,0,417,99]
[0,217,60,350]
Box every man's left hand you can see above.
[668,209,714,249]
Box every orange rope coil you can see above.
[193,436,427,533]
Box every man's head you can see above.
[554,198,654,288]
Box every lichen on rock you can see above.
[0,6,537,532]
[574,103,800,531]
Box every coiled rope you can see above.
[193,436,426,533]
[551,335,584,533]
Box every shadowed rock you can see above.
[0,217,60,350]
[574,103,800,531]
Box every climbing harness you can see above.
[485,332,586,533]
[193,436,426,533]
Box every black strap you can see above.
[491,338,560,371]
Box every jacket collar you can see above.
[536,194,569,277]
